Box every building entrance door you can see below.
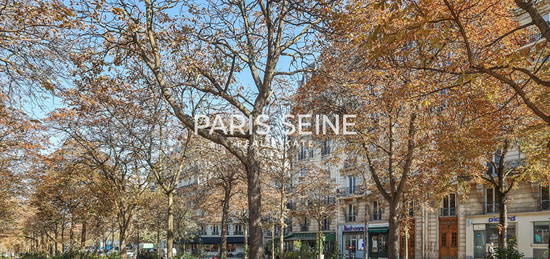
[439,217,458,259]
[473,230,486,259]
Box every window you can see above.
[321,139,331,156]
[322,218,331,231]
[533,248,549,259]
[441,193,457,216]
[298,144,310,160]
[534,221,549,244]
[486,223,516,244]
[199,225,207,235]
[541,186,549,210]
[371,201,383,221]
[234,224,243,235]
[344,233,365,251]
[485,188,498,213]
[300,218,309,231]
[441,233,447,247]
[287,219,293,232]
[212,225,219,235]
[348,175,356,194]
[346,204,357,222]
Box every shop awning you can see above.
[325,233,335,242]
[284,233,317,241]
[184,236,245,244]
[368,227,388,234]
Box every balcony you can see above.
[337,187,365,197]
[300,224,309,232]
[370,213,382,221]
[440,207,456,217]
[345,214,357,222]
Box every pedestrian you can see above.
[487,242,495,259]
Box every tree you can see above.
[290,164,336,258]
[68,0,327,256]
[315,2,550,257]
[295,38,467,259]
[336,0,550,125]
[49,77,159,259]
[191,142,247,259]
[139,112,193,259]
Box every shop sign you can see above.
[343,225,365,232]
[368,222,389,228]
[488,216,516,223]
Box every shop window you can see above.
[371,233,387,255]
[441,193,456,216]
[533,248,549,259]
[441,233,447,247]
[541,186,549,210]
[486,223,516,245]
[344,233,361,251]
[534,221,549,244]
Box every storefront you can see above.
[338,223,389,259]
[368,223,388,259]
[339,224,366,259]
[183,236,245,257]
[465,211,550,259]
[284,232,335,254]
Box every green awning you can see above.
[368,227,388,234]
[325,233,335,242]
[285,233,316,241]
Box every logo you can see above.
[194,114,357,136]
[488,216,516,223]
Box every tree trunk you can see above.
[244,224,249,259]
[271,224,275,259]
[120,226,128,259]
[167,191,175,258]
[364,198,369,259]
[220,186,231,259]
[69,219,74,251]
[279,223,284,258]
[111,228,115,254]
[61,221,66,253]
[317,225,324,259]
[80,221,86,251]
[387,206,399,259]
[279,186,285,257]
[157,221,162,259]
[404,227,409,259]
[137,225,140,257]
[497,191,508,249]
[54,224,59,255]
[246,158,264,259]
